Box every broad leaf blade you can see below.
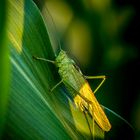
[0,0,10,138]
[6,0,70,139]
[6,0,98,139]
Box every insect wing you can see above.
[64,78,111,131]
[80,82,111,131]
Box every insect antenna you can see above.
[41,4,62,56]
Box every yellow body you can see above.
[56,50,111,131]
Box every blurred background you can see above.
[34,0,140,139]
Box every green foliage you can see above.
[6,0,69,139]
[0,0,10,138]
[5,0,104,139]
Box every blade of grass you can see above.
[6,0,71,139]
[5,0,98,139]
[0,0,10,138]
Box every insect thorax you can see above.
[55,50,75,79]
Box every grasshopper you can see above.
[33,49,111,131]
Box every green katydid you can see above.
[33,6,111,132]
[33,50,111,131]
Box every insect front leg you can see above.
[84,75,106,94]
[50,80,63,92]
[33,56,55,64]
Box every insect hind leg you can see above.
[83,109,93,139]
[85,75,106,94]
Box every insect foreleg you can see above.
[50,79,63,92]
[84,75,106,94]
[33,56,55,64]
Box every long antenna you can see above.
[101,105,134,130]
[41,3,62,55]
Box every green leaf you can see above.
[6,0,104,139]
[6,0,69,139]
[0,0,10,138]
